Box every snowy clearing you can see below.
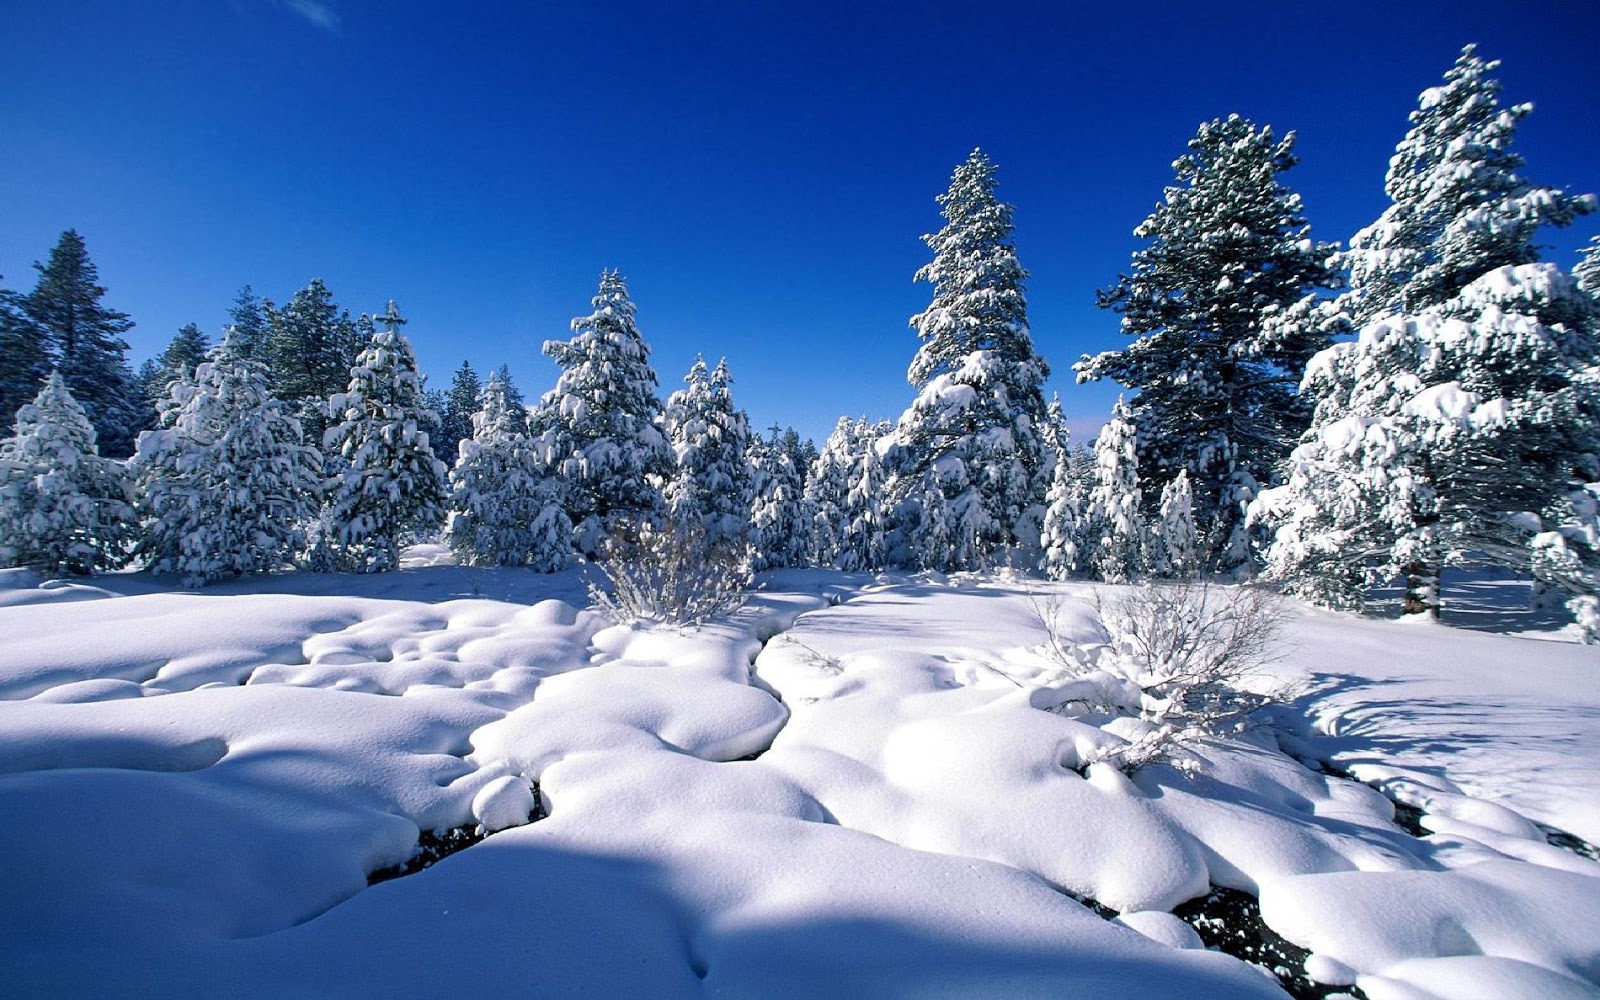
[2,560,1597,999]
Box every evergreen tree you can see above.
[1149,469,1199,579]
[662,357,754,549]
[141,323,211,407]
[1575,237,1600,298]
[436,360,483,464]
[228,286,269,360]
[0,275,51,426]
[538,271,671,555]
[890,149,1051,568]
[265,279,363,444]
[445,369,572,570]
[805,416,862,568]
[750,429,811,571]
[0,371,134,574]
[130,330,322,585]
[1258,263,1600,616]
[322,303,449,572]
[18,231,143,457]
[1038,399,1082,580]
[1339,46,1595,326]
[1078,116,1340,573]
[840,423,890,572]
[1083,399,1144,584]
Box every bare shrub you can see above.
[586,519,752,627]
[1031,581,1288,773]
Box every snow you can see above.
[2,561,1598,997]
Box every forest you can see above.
[1,44,1596,633]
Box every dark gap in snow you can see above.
[1537,823,1600,862]
[1317,761,1600,859]
[366,783,547,886]
[1061,889,1118,920]
[1173,886,1367,1000]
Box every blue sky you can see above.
[3,1,1597,444]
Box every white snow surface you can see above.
[1,561,1597,998]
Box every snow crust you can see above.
[2,562,1596,997]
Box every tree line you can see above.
[1,46,1596,635]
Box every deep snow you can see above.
[1,556,1596,999]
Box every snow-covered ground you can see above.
[2,555,1597,999]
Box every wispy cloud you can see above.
[279,0,341,34]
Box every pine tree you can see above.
[17,231,143,457]
[228,286,269,360]
[889,149,1052,568]
[805,416,861,568]
[1078,116,1340,573]
[1258,263,1600,615]
[840,423,890,572]
[538,271,671,556]
[1149,469,1199,579]
[1258,48,1600,618]
[1083,399,1144,584]
[1038,399,1081,580]
[130,330,322,585]
[322,303,449,572]
[0,275,51,426]
[265,279,363,445]
[0,372,134,574]
[1339,46,1595,326]
[749,429,811,571]
[436,360,483,464]
[663,357,754,550]
[445,369,571,570]
[141,323,211,408]
[1575,237,1600,298]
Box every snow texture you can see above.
[1,560,1597,998]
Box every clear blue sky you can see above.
[3,0,1597,444]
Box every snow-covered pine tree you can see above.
[1078,116,1340,574]
[436,360,483,464]
[889,149,1051,569]
[1082,399,1144,584]
[805,416,861,568]
[140,323,211,410]
[321,303,448,573]
[1257,263,1600,615]
[1339,46,1595,327]
[445,368,571,570]
[840,421,891,572]
[1148,469,1199,579]
[1037,397,1080,579]
[1575,237,1600,298]
[1258,48,1599,618]
[130,329,322,584]
[662,356,754,550]
[539,271,671,556]
[16,231,144,457]
[0,371,134,574]
[749,429,812,571]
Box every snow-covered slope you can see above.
[1,563,1595,998]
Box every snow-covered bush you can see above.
[1032,582,1286,773]
[586,519,752,627]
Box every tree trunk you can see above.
[1402,560,1440,619]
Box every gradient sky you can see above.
[4,0,1597,444]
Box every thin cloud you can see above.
[279,0,341,34]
